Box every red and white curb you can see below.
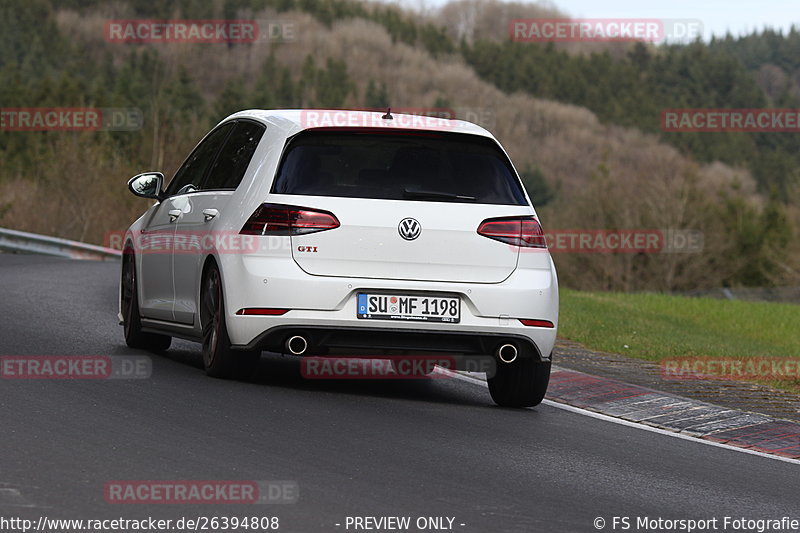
[447,366,800,464]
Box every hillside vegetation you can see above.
[0,0,798,291]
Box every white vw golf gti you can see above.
[120,109,558,406]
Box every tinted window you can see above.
[166,122,234,196]
[202,121,266,190]
[272,131,527,205]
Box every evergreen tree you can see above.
[365,80,389,109]
[316,58,353,108]
[213,78,248,119]
[519,167,555,207]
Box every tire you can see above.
[201,263,260,378]
[121,252,171,352]
[487,358,551,408]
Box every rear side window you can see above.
[271,130,527,205]
[203,120,266,190]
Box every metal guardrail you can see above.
[0,227,121,261]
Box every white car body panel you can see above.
[277,195,528,283]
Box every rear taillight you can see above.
[241,204,340,236]
[477,216,546,248]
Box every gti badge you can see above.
[398,218,422,241]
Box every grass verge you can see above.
[558,288,800,391]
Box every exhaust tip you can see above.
[286,335,308,355]
[497,343,518,364]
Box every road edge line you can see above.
[440,368,800,466]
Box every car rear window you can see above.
[271,130,528,205]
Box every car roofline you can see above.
[216,109,497,141]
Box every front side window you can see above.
[202,121,266,191]
[165,122,234,197]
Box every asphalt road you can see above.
[0,254,798,533]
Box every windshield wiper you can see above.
[403,188,476,201]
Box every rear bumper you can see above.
[234,324,544,358]
[219,251,559,362]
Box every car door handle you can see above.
[203,208,219,222]
[168,209,182,223]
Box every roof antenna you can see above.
[382,107,393,120]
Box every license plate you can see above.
[357,294,460,323]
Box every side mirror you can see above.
[128,172,165,200]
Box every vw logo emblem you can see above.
[398,218,421,241]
